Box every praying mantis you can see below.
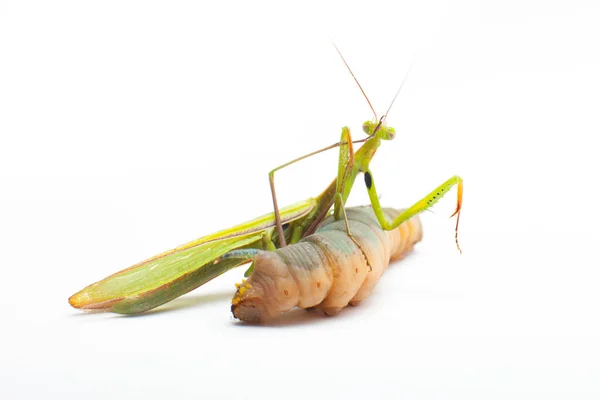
[68,46,463,315]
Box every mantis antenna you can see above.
[383,63,413,120]
[332,42,378,121]
[369,62,413,136]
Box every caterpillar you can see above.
[230,206,423,322]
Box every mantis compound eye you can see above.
[362,120,377,135]
[382,126,396,140]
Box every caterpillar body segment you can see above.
[231,206,423,322]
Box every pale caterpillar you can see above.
[229,206,423,322]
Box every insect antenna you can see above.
[382,63,413,122]
[332,42,378,121]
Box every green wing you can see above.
[69,199,316,314]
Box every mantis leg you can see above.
[334,192,354,240]
[290,225,303,244]
[363,170,464,253]
[331,127,370,255]
[268,128,366,247]
[334,127,355,221]
[333,192,367,261]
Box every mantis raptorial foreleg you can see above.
[268,133,368,247]
[334,126,355,221]
[334,192,355,243]
[363,170,464,252]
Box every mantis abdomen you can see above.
[232,207,422,322]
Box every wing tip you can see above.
[68,290,122,311]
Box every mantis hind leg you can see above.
[363,170,464,253]
[334,193,354,241]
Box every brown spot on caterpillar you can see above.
[355,268,359,273]
[316,282,321,288]
[284,289,289,296]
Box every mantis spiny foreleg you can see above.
[268,132,368,247]
[334,126,355,221]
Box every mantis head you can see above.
[363,120,396,140]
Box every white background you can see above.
[1,0,599,399]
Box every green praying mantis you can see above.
[69,46,463,315]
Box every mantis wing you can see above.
[69,199,316,314]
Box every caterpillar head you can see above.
[231,252,299,323]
